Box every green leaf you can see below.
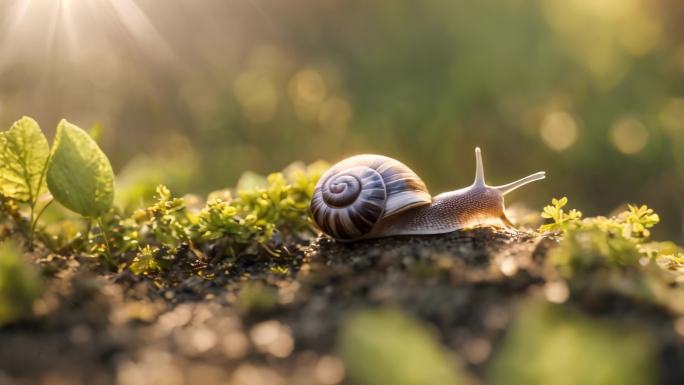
[46,119,114,217]
[0,117,50,203]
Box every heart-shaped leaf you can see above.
[0,117,50,203]
[46,120,114,217]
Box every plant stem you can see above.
[29,199,53,247]
[28,204,35,249]
[96,217,115,269]
[28,158,51,249]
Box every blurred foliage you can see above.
[2,0,684,238]
[338,307,468,385]
[488,301,656,385]
[551,225,642,274]
[114,139,198,211]
[236,282,280,314]
[0,241,42,325]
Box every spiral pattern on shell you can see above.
[310,155,431,240]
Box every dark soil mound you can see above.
[1,228,682,385]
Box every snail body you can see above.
[310,148,545,241]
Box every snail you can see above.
[310,147,545,241]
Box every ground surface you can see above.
[0,228,682,385]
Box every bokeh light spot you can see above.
[293,69,326,103]
[544,280,570,304]
[314,355,346,385]
[540,112,578,151]
[233,71,278,124]
[289,68,327,121]
[611,117,649,154]
[249,320,294,358]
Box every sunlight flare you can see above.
[0,0,174,69]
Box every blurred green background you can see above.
[1,0,684,239]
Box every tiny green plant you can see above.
[133,185,192,252]
[0,117,50,246]
[618,204,659,240]
[129,245,164,276]
[47,120,115,265]
[538,197,668,274]
[538,197,582,233]
[0,117,114,262]
[539,197,659,243]
[102,166,325,275]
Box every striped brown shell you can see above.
[310,155,432,240]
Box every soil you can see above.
[1,228,683,385]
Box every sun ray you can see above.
[0,0,177,72]
[44,0,61,58]
[0,0,34,69]
[2,0,33,36]
[104,0,176,63]
[59,0,80,61]
[36,0,62,91]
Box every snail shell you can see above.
[309,155,431,240]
